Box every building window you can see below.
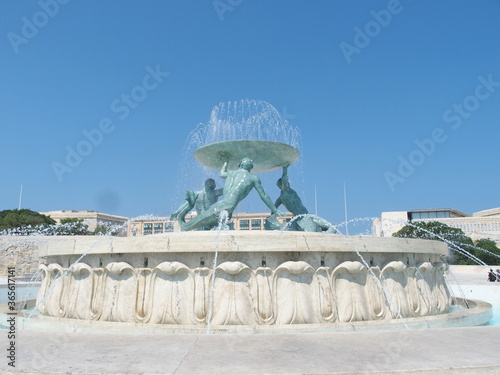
[251,219,261,230]
[240,220,249,230]
[165,222,174,232]
[410,212,421,220]
[410,211,451,220]
[436,211,450,218]
[154,223,164,234]
[144,223,152,235]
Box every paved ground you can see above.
[1,269,499,375]
[3,324,500,375]
[448,271,494,285]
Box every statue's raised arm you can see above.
[272,164,337,233]
[280,164,290,190]
[219,152,229,179]
[253,175,282,216]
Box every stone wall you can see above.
[0,236,44,277]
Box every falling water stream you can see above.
[283,214,410,328]
[19,237,107,328]
[206,210,229,334]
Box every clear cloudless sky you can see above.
[1,0,499,234]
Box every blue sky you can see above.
[1,0,499,233]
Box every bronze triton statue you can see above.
[177,157,284,231]
[272,165,336,233]
[170,178,223,230]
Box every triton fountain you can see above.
[32,100,491,330]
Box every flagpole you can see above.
[18,185,23,210]
[344,182,348,235]
[314,184,318,216]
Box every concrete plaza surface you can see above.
[3,325,500,375]
[2,268,499,375]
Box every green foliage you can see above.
[0,210,125,237]
[60,218,81,224]
[55,218,89,235]
[0,209,55,231]
[93,223,121,236]
[393,221,468,242]
[393,221,476,265]
[93,224,108,235]
[473,239,500,266]
[393,221,500,265]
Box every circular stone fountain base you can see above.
[35,232,461,327]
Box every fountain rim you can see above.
[34,232,449,257]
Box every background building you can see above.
[372,207,500,244]
[127,212,294,236]
[41,210,130,232]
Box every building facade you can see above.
[127,212,294,236]
[41,210,130,232]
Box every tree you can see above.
[56,218,90,235]
[0,209,55,231]
[93,223,123,236]
[392,221,476,265]
[473,239,500,266]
